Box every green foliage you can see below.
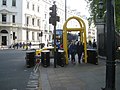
[115,0,120,31]
[86,0,120,31]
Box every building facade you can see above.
[0,0,64,48]
[0,0,90,48]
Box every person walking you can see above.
[23,42,25,49]
[77,41,84,64]
[16,43,19,49]
[87,40,93,49]
[69,41,76,64]
[29,42,32,49]
[93,39,97,48]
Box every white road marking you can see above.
[26,63,40,90]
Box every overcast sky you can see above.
[67,0,90,17]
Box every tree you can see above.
[115,1,120,31]
[86,0,120,32]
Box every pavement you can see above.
[38,57,106,90]
[38,56,120,90]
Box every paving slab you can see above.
[38,58,120,90]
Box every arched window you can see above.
[0,30,8,33]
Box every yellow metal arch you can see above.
[63,16,87,64]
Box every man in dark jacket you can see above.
[69,41,76,64]
[77,41,84,64]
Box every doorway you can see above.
[2,36,7,45]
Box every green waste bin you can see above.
[41,50,50,67]
[116,50,120,60]
[26,50,36,68]
[57,50,65,67]
[87,49,98,65]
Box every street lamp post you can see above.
[104,0,116,90]
[99,0,103,19]
[97,0,116,90]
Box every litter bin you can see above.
[26,50,36,68]
[116,50,120,60]
[57,50,65,67]
[87,49,98,65]
[41,50,50,67]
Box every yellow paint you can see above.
[63,16,87,64]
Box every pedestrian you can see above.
[69,41,76,64]
[77,41,84,64]
[87,40,93,49]
[23,42,25,49]
[16,43,19,49]
[26,43,28,50]
[29,42,32,49]
[19,42,22,48]
[93,39,97,48]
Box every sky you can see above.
[67,0,90,17]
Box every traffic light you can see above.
[56,16,60,22]
[49,2,60,26]
[49,4,56,25]
[49,5,56,17]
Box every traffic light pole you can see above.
[49,1,60,68]
[54,23,57,68]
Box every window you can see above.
[37,6,39,12]
[2,0,6,5]
[49,35,51,41]
[32,18,34,25]
[37,33,39,40]
[2,14,7,22]
[45,35,46,41]
[26,31,29,40]
[32,32,34,40]
[12,0,16,6]
[12,15,15,23]
[37,19,40,26]
[27,2,29,9]
[32,4,34,11]
[45,14,46,19]
[26,17,29,25]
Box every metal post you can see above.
[39,24,40,48]
[54,24,56,68]
[49,1,60,68]
[53,1,57,68]
[26,24,28,50]
[26,24,28,44]
[41,32,42,48]
[65,0,67,21]
[105,0,116,90]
